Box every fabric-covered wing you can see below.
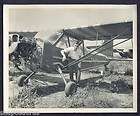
[63,22,132,41]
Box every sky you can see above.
[8,5,134,32]
[6,5,136,49]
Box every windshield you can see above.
[56,36,77,49]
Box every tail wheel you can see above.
[17,75,28,87]
[65,81,77,97]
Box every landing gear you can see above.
[17,72,36,87]
[65,81,77,97]
[18,75,28,87]
[57,66,78,97]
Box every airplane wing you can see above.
[63,22,132,41]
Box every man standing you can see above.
[9,34,20,54]
[9,34,20,62]
[61,42,82,83]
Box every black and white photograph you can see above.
[3,5,137,113]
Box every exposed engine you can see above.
[9,35,42,72]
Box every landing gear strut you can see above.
[17,72,36,87]
[57,66,77,97]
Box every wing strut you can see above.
[63,29,132,70]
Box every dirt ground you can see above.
[9,61,133,108]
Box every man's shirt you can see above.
[63,47,82,60]
[9,41,19,54]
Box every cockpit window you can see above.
[56,36,68,49]
[55,35,79,49]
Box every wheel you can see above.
[65,81,77,97]
[17,75,28,87]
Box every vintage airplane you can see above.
[9,21,133,96]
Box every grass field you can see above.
[9,61,133,108]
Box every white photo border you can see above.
[3,4,137,113]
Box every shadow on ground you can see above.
[10,71,133,97]
[32,75,133,97]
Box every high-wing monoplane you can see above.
[9,21,133,96]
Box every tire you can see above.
[65,81,77,97]
[17,75,28,87]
